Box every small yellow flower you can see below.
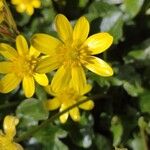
[31,14,113,93]
[0,35,48,98]
[0,115,23,150]
[45,84,94,123]
[11,0,41,15]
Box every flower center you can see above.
[57,43,91,67]
[58,88,79,105]
[12,55,38,78]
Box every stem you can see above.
[138,117,149,150]
[3,0,19,34]
[140,127,148,150]
[15,94,106,142]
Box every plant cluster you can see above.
[0,0,150,150]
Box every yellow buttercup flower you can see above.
[45,84,94,123]
[31,14,113,93]
[11,0,41,15]
[0,35,48,98]
[0,115,23,150]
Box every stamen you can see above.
[12,55,38,78]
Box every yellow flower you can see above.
[0,35,48,98]
[31,14,113,93]
[11,0,41,15]
[45,84,94,123]
[0,115,23,150]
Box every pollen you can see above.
[58,88,79,104]
[57,44,90,67]
[12,55,38,78]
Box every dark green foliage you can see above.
[0,0,150,149]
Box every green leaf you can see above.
[34,124,68,150]
[100,10,124,43]
[63,113,94,149]
[79,0,88,7]
[111,116,123,146]
[86,1,118,21]
[126,47,150,61]
[128,135,145,150]
[88,1,118,17]
[35,84,47,101]
[15,13,31,26]
[16,98,49,121]
[115,148,128,150]
[41,8,56,22]
[123,81,143,97]
[138,117,148,129]
[128,50,145,60]
[122,0,144,19]
[90,73,111,88]
[93,134,112,150]
[102,0,123,5]
[42,0,52,7]
[116,65,144,97]
[139,91,150,113]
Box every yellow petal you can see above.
[59,104,69,124]
[46,98,60,110]
[44,85,55,96]
[82,32,113,55]
[29,46,40,57]
[51,66,71,93]
[79,97,94,110]
[69,107,80,122]
[85,56,113,76]
[22,76,35,98]
[73,16,89,46]
[11,0,21,5]
[0,61,12,73]
[0,43,18,60]
[16,4,26,13]
[55,14,73,42]
[16,35,29,56]
[3,115,19,139]
[34,73,48,86]
[32,0,41,8]
[26,6,34,15]
[36,56,60,73]
[31,33,61,55]
[14,143,24,150]
[81,84,92,95]
[71,65,86,93]
[0,73,21,93]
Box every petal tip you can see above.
[106,67,114,76]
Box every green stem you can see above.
[15,94,106,142]
[138,117,148,150]
[0,101,19,109]
[140,128,148,150]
